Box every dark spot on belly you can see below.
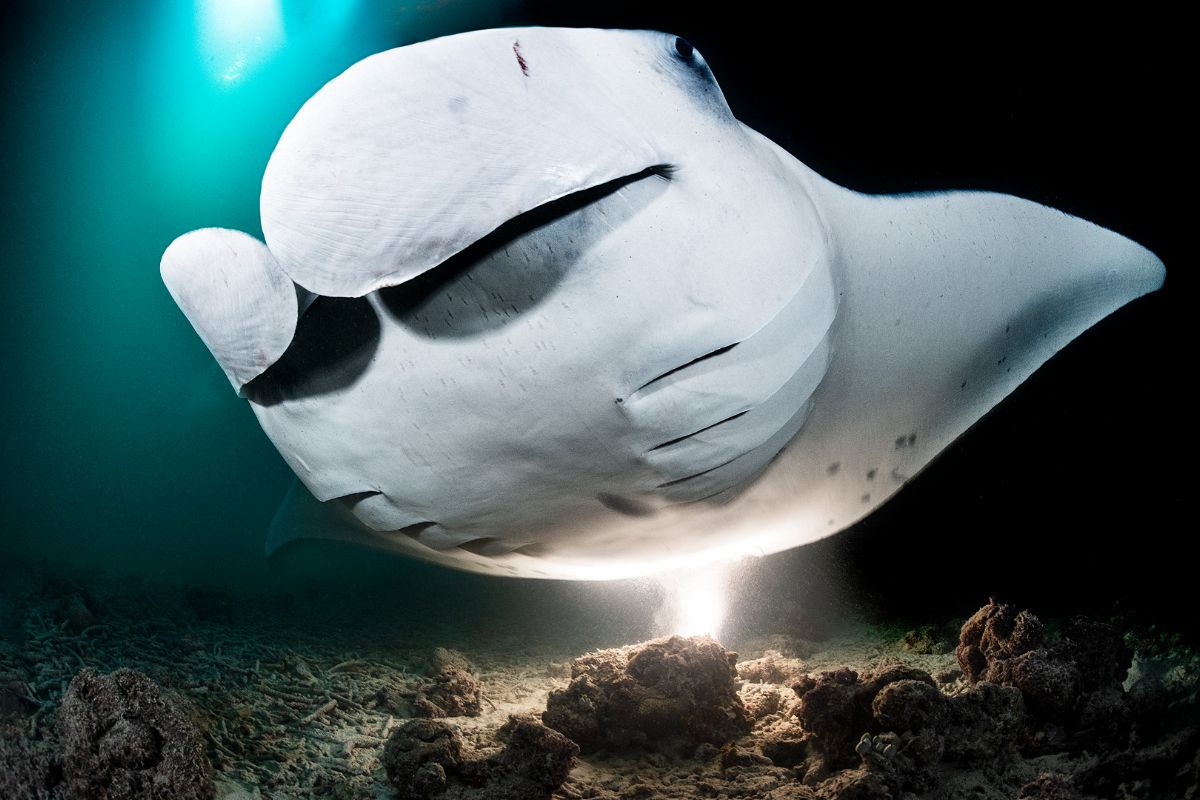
[826,462,840,475]
[512,41,529,76]
[597,492,655,517]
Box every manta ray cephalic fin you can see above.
[160,228,305,394]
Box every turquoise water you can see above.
[0,1,521,587]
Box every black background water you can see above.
[0,2,1188,634]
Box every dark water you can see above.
[0,1,1189,639]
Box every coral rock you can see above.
[0,724,63,800]
[1006,649,1082,721]
[719,743,770,770]
[738,649,809,685]
[793,663,936,771]
[956,600,1044,683]
[487,714,578,796]
[957,601,1135,732]
[872,679,946,732]
[792,668,863,768]
[813,765,895,800]
[760,729,809,768]
[58,668,214,800]
[415,648,483,718]
[741,682,790,721]
[941,681,1027,765]
[382,715,577,800]
[381,718,466,799]
[543,635,750,754]
[900,623,957,655]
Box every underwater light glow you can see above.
[655,562,733,640]
[197,0,284,84]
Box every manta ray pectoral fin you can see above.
[774,180,1165,540]
[161,228,302,394]
[266,481,368,558]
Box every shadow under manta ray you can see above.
[160,27,1164,580]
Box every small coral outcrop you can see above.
[956,599,1132,726]
[543,635,750,754]
[381,714,577,800]
[58,668,214,800]
[414,647,483,718]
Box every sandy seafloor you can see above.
[2,556,1197,800]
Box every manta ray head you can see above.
[260,27,754,297]
[235,26,840,567]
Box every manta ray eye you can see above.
[674,37,694,61]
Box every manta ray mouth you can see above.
[372,163,674,335]
[450,163,675,260]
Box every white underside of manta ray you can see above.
[161,27,1164,580]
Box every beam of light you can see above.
[498,514,806,583]
[197,0,284,85]
[653,560,736,640]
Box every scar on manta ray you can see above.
[513,40,529,76]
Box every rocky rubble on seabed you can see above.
[536,608,1199,800]
[1,561,1197,800]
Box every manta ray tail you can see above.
[774,179,1165,541]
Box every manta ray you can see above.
[161,28,1164,580]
